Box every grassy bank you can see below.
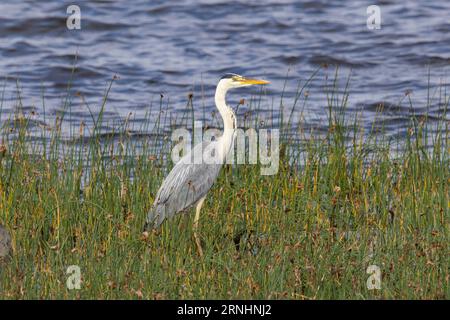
[0,73,448,299]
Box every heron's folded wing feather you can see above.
[146,141,223,228]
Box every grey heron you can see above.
[144,74,269,256]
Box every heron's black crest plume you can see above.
[220,73,241,80]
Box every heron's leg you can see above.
[193,196,206,257]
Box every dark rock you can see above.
[0,224,12,263]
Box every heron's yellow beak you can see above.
[238,78,270,85]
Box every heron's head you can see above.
[219,73,270,89]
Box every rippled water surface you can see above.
[0,0,449,138]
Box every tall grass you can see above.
[0,70,448,299]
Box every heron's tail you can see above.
[142,220,151,232]
[143,205,165,231]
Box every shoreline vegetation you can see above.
[0,69,448,299]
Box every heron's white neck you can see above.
[214,82,237,161]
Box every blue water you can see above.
[0,0,449,138]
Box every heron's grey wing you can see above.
[145,141,223,229]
